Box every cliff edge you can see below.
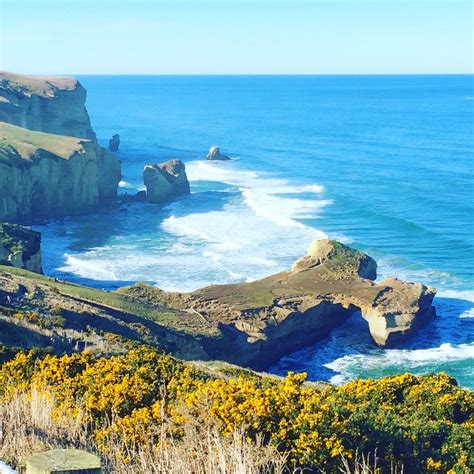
[0,72,96,141]
[0,122,121,223]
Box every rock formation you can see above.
[122,239,436,368]
[206,146,230,161]
[0,239,435,368]
[0,223,42,273]
[144,160,190,204]
[109,133,120,152]
[0,122,121,223]
[0,72,96,140]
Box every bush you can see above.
[1,347,472,473]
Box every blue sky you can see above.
[1,0,472,74]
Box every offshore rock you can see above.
[109,133,120,152]
[0,122,121,223]
[0,223,42,273]
[206,146,230,161]
[0,71,96,141]
[144,160,190,204]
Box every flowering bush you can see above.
[1,347,472,472]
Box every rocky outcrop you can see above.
[0,122,121,223]
[109,133,120,152]
[144,160,190,204]
[0,72,96,140]
[122,239,436,369]
[206,146,230,161]
[0,223,42,273]
[0,239,435,368]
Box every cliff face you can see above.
[0,223,42,273]
[0,72,96,141]
[0,123,121,223]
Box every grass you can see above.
[0,386,391,474]
[0,265,217,336]
[0,389,286,474]
[0,122,85,161]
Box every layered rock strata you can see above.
[0,72,96,140]
[122,239,436,368]
[0,239,436,368]
[0,122,121,223]
[144,160,190,203]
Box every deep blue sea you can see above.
[35,75,474,388]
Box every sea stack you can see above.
[206,146,230,161]
[143,160,190,204]
[109,133,120,152]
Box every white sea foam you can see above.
[119,180,132,188]
[153,160,331,289]
[59,254,119,281]
[325,343,474,385]
[0,461,17,474]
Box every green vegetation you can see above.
[0,265,216,336]
[0,122,84,161]
[1,347,472,473]
[0,223,40,258]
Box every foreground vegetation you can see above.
[1,347,472,473]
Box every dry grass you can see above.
[0,388,397,473]
[0,389,287,474]
[0,122,84,161]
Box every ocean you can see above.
[35,75,474,388]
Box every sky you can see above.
[0,0,472,75]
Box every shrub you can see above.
[1,347,472,473]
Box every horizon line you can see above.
[8,72,474,77]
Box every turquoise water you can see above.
[35,75,474,388]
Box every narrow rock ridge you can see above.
[0,239,435,368]
[0,71,97,141]
[122,239,436,368]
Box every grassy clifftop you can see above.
[0,122,84,162]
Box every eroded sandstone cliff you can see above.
[0,239,436,368]
[0,122,121,223]
[0,72,96,140]
[0,223,42,273]
[122,239,436,368]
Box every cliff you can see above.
[0,240,435,369]
[0,72,96,140]
[0,223,42,273]
[0,122,121,223]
